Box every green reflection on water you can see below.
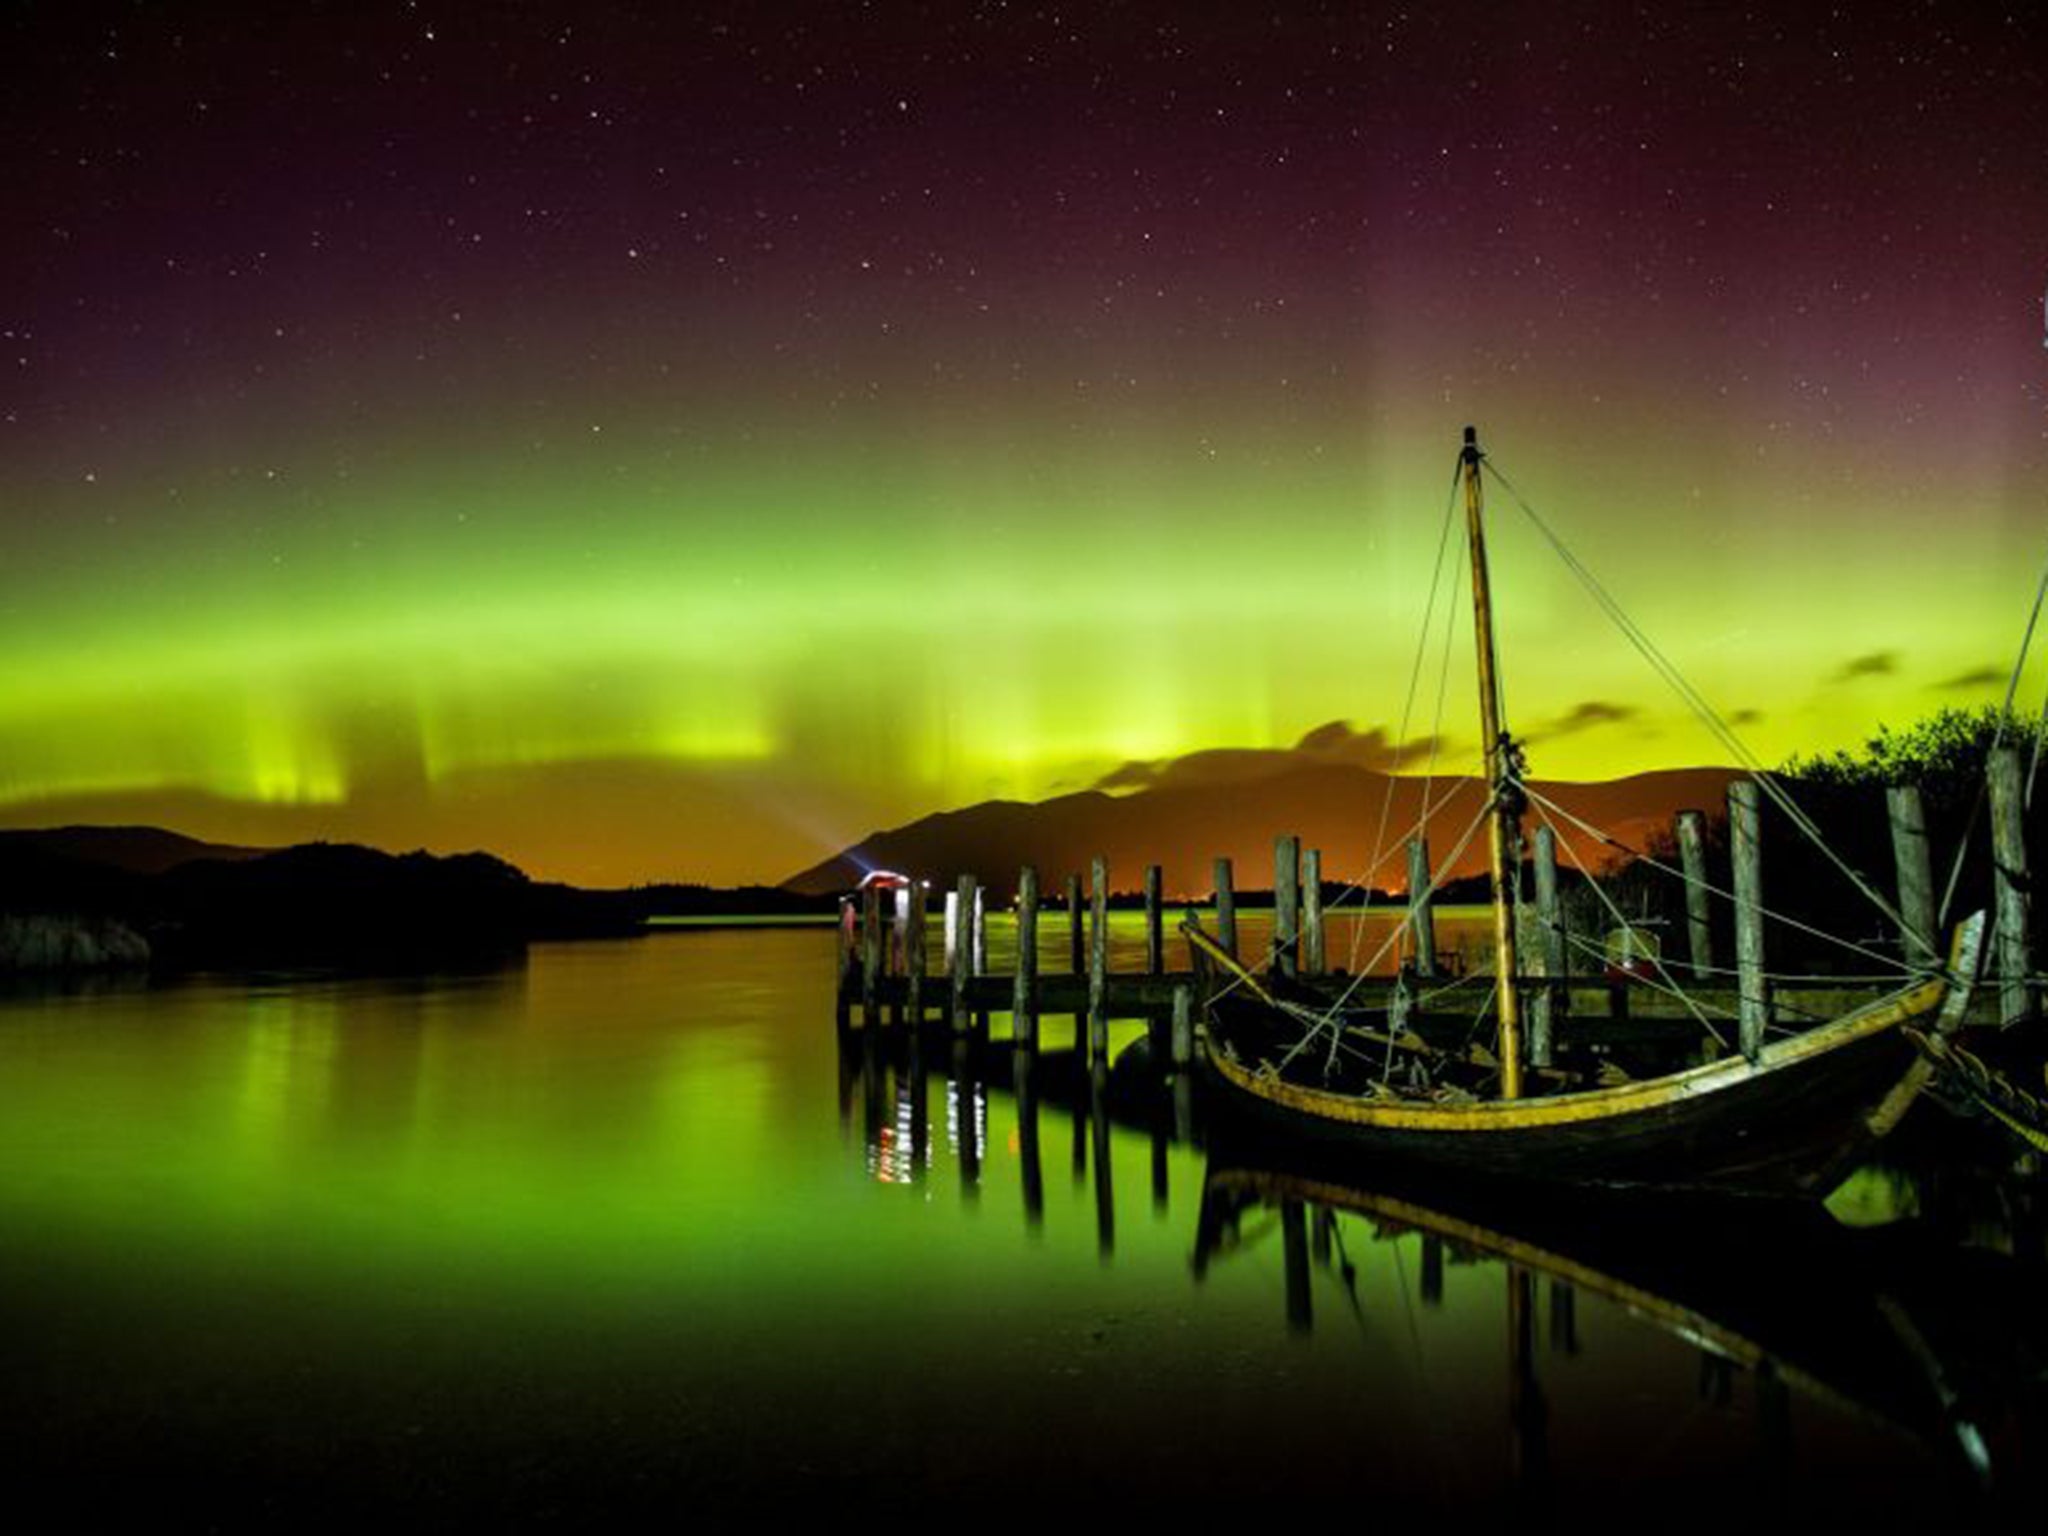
[0,928,1986,1518]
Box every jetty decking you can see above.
[833,751,2041,1069]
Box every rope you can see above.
[1483,459,1914,943]
[1527,793,1734,1050]
[1349,462,1466,974]
[1274,793,1498,1073]
[1936,544,2048,918]
[1517,782,1915,978]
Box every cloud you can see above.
[1728,708,1764,727]
[1830,651,1898,683]
[1934,665,2005,692]
[1522,700,1640,743]
[1091,721,1445,794]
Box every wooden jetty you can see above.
[834,762,2042,1070]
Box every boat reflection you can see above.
[835,1024,2048,1521]
[1194,1135,2048,1518]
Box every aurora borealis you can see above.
[5,3,2044,885]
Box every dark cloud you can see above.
[1830,651,1899,683]
[1935,665,2005,691]
[1092,721,1444,794]
[1728,708,1765,727]
[1523,700,1640,743]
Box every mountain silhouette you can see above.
[782,763,1745,899]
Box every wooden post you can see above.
[1531,825,1560,1069]
[1088,856,1109,1062]
[1213,856,1238,957]
[1014,865,1039,1049]
[1066,873,1084,973]
[1274,833,1300,979]
[1282,1202,1312,1333]
[951,873,976,1029]
[1730,781,1767,1057]
[1016,1050,1043,1227]
[1302,848,1326,975]
[1171,983,1194,1069]
[971,886,987,977]
[905,879,927,1024]
[1886,784,1938,971]
[860,882,883,1026]
[1676,809,1713,979]
[1989,746,2034,1024]
[1143,864,1164,974]
[1090,1061,1114,1257]
[943,889,959,972]
[1420,1235,1444,1307]
[1408,835,1438,977]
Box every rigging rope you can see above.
[1518,781,1916,978]
[1350,463,1467,976]
[1526,793,1734,1050]
[1935,543,2048,920]
[1482,459,1915,945]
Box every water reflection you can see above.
[836,1016,2048,1520]
[0,936,2041,1521]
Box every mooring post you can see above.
[1282,1202,1312,1333]
[1016,1050,1044,1227]
[971,885,987,978]
[1014,865,1040,1049]
[1886,783,1938,970]
[1988,746,2034,1024]
[1213,855,1238,957]
[1088,856,1110,1062]
[1171,983,1195,1069]
[1143,864,1164,975]
[1274,833,1301,979]
[861,882,883,1026]
[1408,835,1438,977]
[1302,847,1326,976]
[1066,873,1084,973]
[951,873,976,1029]
[1730,780,1767,1057]
[1676,809,1713,979]
[905,878,927,1025]
[943,888,959,972]
[1531,825,1560,1069]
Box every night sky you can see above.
[4,2,2044,885]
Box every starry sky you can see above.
[3,2,2044,886]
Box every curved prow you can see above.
[1932,910,1988,1040]
[1864,910,1987,1140]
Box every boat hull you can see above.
[1200,975,1950,1199]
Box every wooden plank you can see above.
[1014,864,1039,1048]
[1729,780,1766,1058]
[1886,784,1937,970]
[1089,855,1109,1061]
[1989,746,2034,1024]
[905,878,927,1024]
[1408,836,1438,978]
[1676,808,1713,979]
[1067,873,1084,973]
[1274,833,1300,980]
[1302,847,1325,976]
[951,873,976,1029]
[861,882,883,1026]
[1144,863,1163,975]
[1214,856,1238,958]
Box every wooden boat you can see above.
[1194,428,1986,1199]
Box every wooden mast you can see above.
[1462,426,1526,1099]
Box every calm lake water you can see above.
[1,920,2042,1522]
